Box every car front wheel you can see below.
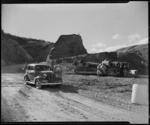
[24,75,29,85]
[35,79,42,89]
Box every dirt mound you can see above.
[47,34,87,60]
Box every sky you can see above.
[2,2,148,53]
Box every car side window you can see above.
[27,66,31,70]
[30,66,35,70]
[27,66,34,70]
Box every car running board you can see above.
[26,81,34,84]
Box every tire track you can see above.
[51,92,122,121]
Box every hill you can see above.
[116,44,148,63]
[1,30,54,64]
[1,30,34,65]
[54,44,148,75]
[1,30,148,74]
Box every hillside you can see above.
[1,31,34,65]
[54,44,148,75]
[2,31,54,64]
[1,30,148,74]
[116,44,148,63]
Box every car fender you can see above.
[24,73,30,82]
[24,73,28,77]
[33,76,43,84]
[24,73,29,80]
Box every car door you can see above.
[26,66,31,80]
[34,65,43,77]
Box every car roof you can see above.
[28,63,50,67]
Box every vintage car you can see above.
[24,63,63,89]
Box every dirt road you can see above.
[1,73,149,123]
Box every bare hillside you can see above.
[116,44,148,64]
[2,31,54,63]
[1,31,34,65]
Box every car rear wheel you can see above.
[35,79,42,89]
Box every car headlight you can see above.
[55,73,62,78]
[43,73,47,78]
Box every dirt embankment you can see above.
[1,71,149,123]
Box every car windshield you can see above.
[35,65,50,71]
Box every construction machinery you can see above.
[97,60,134,77]
[74,60,99,75]
[74,59,138,77]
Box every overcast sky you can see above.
[2,2,148,53]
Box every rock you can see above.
[47,34,87,60]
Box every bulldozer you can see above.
[73,60,99,75]
[97,60,131,77]
[73,59,138,77]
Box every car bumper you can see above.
[40,82,62,85]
